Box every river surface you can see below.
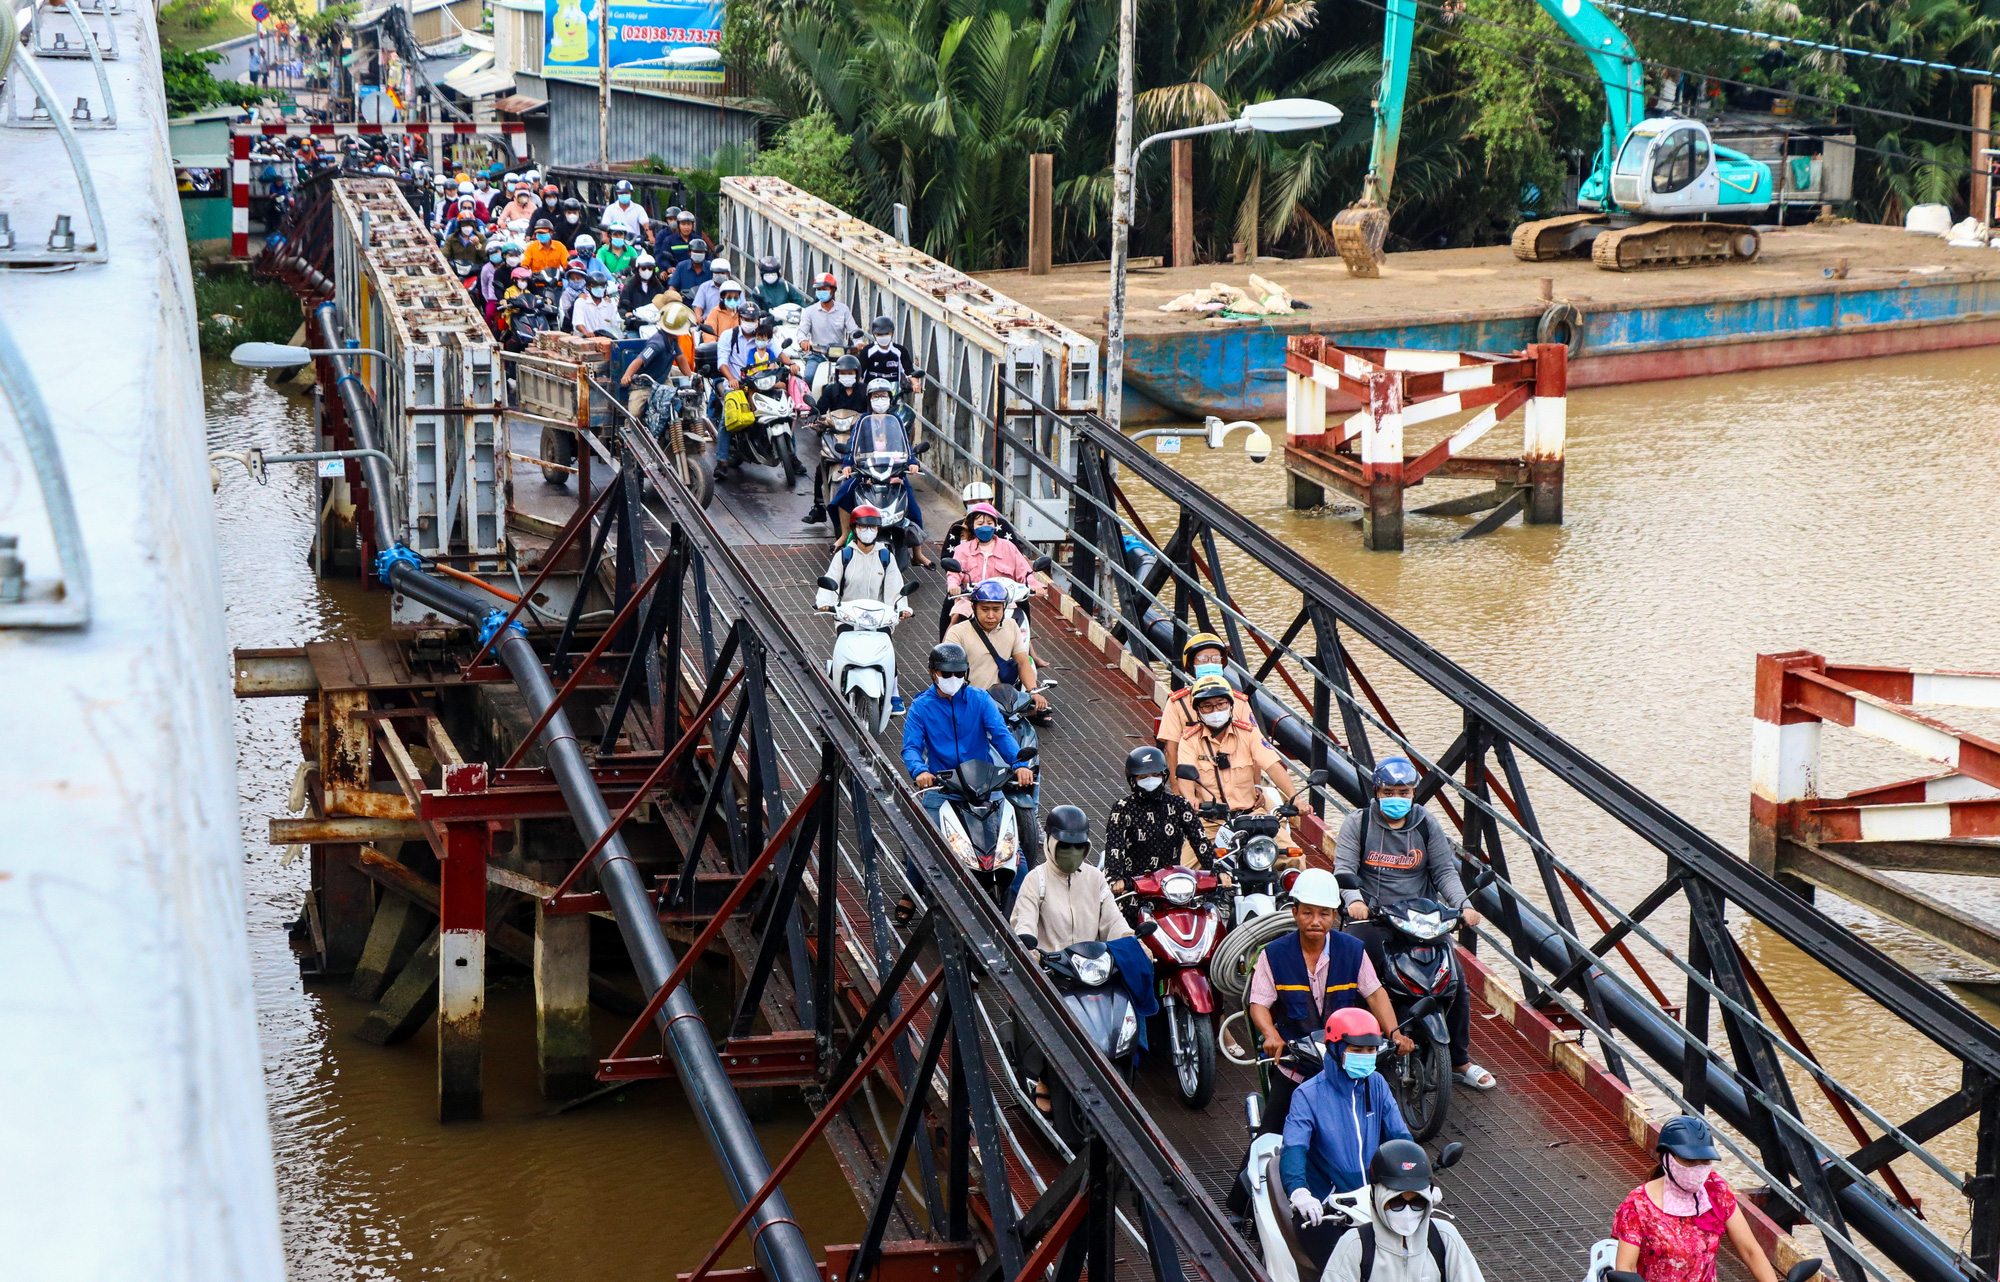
[208,347,1998,1275]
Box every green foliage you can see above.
[191,262,301,356]
[158,0,252,50]
[749,113,864,210]
[162,47,265,115]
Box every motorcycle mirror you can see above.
[1469,867,1497,892]
[1136,920,1160,938]
[1308,768,1330,785]
[1436,1141,1464,1170]
[1785,1261,1822,1282]
[1176,764,1201,782]
[1335,871,1363,891]
[1405,995,1441,1021]
[816,576,839,591]
[1017,933,1038,951]
[913,440,932,455]
[901,581,921,596]
[1015,747,1038,763]
[940,556,962,574]
[1032,556,1054,572]
[1244,1093,1264,1133]
[1038,678,1059,689]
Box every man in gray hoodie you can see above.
[1324,1140,1485,1282]
[1333,756,1495,1092]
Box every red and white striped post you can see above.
[1523,342,1566,525]
[231,132,252,258]
[1749,651,1826,885]
[1360,367,1405,551]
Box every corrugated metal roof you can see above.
[542,78,759,167]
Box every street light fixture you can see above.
[1128,416,1274,463]
[229,341,389,368]
[1106,98,1343,431]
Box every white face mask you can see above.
[1383,1205,1426,1238]
[763,272,779,283]
[873,336,891,349]
[838,374,856,387]
[936,675,965,697]
[1199,708,1231,729]
[1136,775,1164,792]
[871,396,892,412]
[855,527,878,544]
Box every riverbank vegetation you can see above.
[721,0,1999,267]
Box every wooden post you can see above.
[1028,154,1053,276]
[318,844,374,976]
[1974,84,1993,226]
[437,822,489,1122]
[348,850,432,1003]
[1523,343,1567,525]
[534,867,595,1099]
[1170,138,1195,268]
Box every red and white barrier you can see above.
[229,123,528,257]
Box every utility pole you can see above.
[1104,0,1135,430]
[597,0,610,166]
[1974,83,1993,227]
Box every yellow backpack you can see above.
[721,388,755,433]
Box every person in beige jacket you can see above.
[1008,806,1132,953]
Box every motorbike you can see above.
[987,680,1056,767]
[1009,925,1155,1149]
[806,332,868,398]
[634,374,716,508]
[937,554,1052,649]
[1233,1034,1463,1282]
[809,407,860,520]
[1193,769,1329,1007]
[735,365,804,485]
[925,759,1036,904]
[1338,867,1495,1142]
[1130,865,1226,1108]
[817,586,917,733]
[845,413,930,574]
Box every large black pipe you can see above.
[1466,882,1974,1282]
[1120,542,1366,806]
[315,303,822,1282]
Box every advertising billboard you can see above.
[543,0,724,88]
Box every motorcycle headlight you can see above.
[753,374,776,390]
[1161,871,1197,905]
[1115,1003,1139,1056]
[942,825,974,866]
[1407,911,1447,939]
[1071,951,1113,987]
[1244,837,1278,872]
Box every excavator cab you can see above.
[1601,119,1773,218]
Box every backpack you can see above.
[1356,1223,1448,1282]
[721,388,755,432]
[836,544,891,595]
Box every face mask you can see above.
[973,525,996,542]
[505,255,521,266]
[855,527,878,544]
[611,236,626,247]
[838,374,856,387]
[639,267,653,278]
[1666,1156,1715,1192]
[1194,663,1224,678]
[1136,775,1164,792]
[588,285,605,298]
[1200,708,1231,729]
[1383,1205,1426,1238]
[1051,842,1089,874]
[762,272,779,284]
[816,289,833,301]
[691,253,706,264]
[536,232,550,243]
[1343,1050,1378,1079]
[1378,796,1413,820]
[871,396,892,412]
[490,251,503,262]
[618,194,631,205]
[936,675,965,697]
[873,336,891,349]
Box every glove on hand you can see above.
[1289,1188,1325,1227]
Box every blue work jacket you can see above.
[900,685,1019,779]
[1280,1065,1411,1198]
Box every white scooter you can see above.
[823,598,901,732]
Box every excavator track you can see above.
[1590,221,1761,271]
[1332,204,1391,278]
[1511,213,1607,261]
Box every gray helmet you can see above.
[1368,1140,1433,1193]
[758,254,782,274]
[1043,805,1090,845]
[870,314,896,336]
[1125,745,1168,783]
[929,643,969,676]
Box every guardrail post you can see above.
[1524,343,1567,525]
[1974,1074,1998,1279]
[1749,651,1826,896]
[438,809,491,1122]
[1360,369,1404,551]
[1284,358,1327,510]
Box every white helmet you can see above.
[961,481,995,504]
[574,233,596,252]
[1291,867,1342,909]
[710,257,732,276]
[502,170,519,186]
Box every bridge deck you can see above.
[693,462,1662,1282]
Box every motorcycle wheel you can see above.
[1171,1001,1219,1110]
[674,448,715,509]
[779,439,802,488]
[851,690,882,735]
[539,424,576,487]
[1393,1037,1453,1142]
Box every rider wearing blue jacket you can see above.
[901,643,1033,817]
[1281,1006,1413,1270]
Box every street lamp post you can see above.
[1104,98,1344,431]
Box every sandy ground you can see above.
[978,222,2000,337]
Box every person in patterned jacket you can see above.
[1103,746,1211,892]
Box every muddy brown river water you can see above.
[208,346,1998,1276]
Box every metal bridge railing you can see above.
[903,377,1997,1282]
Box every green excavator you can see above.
[1330,0,1776,274]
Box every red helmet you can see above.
[851,505,885,529]
[814,272,837,290]
[1325,1007,1382,1046]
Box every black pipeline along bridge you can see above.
[245,172,1995,1282]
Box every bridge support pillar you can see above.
[1524,343,1567,525]
[535,860,595,1099]
[317,843,374,976]
[438,821,490,1122]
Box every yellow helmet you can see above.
[1182,631,1228,669]
[1189,674,1236,708]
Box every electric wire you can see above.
[1601,1,2000,82]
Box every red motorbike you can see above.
[1131,866,1225,1108]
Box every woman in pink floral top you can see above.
[1614,1115,1784,1282]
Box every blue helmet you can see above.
[1372,757,1420,788]
[971,579,1009,604]
[1657,1114,1722,1162]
